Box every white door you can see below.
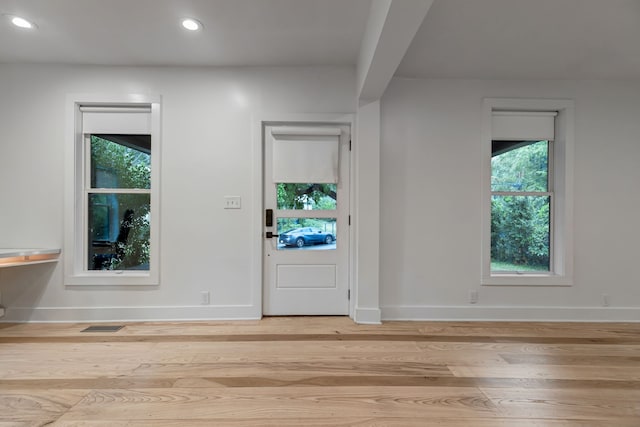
[263,124,350,315]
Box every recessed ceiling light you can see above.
[181,18,202,31]
[4,14,37,29]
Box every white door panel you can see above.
[277,264,336,289]
[263,123,350,315]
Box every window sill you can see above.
[482,274,572,287]
[65,271,158,286]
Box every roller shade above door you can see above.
[271,127,341,184]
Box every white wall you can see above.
[0,64,355,321]
[2,65,639,323]
[380,77,640,321]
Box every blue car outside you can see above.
[279,227,335,248]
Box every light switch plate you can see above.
[224,196,241,209]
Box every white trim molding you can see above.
[65,93,162,286]
[481,98,575,287]
[1,305,260,323]
[354,307,382,324]
[254,113,356,320]
[382,305,640,322]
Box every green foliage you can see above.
[491,141,548,192]
[277,183,336,210]
[91,136,150,189]
[115,194,150,269]
[491,141,550,271]
[491,196,549,269]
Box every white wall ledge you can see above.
[0,248,61,268]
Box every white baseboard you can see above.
[0,304,261,323]
[382,305,640,322]
[5,304,635,324]
[354,307,382,324]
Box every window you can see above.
[65,96,160,285]
[491,140,552,272]
[276,183,338,250]
[277,183,337,210]
[482,99,574,286]
[269,127,342,252]
[87,135,151,271]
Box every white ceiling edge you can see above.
[395,0,640,81]
[357,0,433,103]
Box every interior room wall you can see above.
[0,64,355,321]
[380,77,640,321]
[2,64,638,323]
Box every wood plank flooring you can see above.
[0,317,638,426]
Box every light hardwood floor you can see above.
[0,317,639,426]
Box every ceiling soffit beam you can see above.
[357,0,434,104]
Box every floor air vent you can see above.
[81,325,125,332]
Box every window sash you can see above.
[490,193,554,274]
[83,192,151,272]
[492,191,552,197]
[82,134,152,273]
[490,137,555,276]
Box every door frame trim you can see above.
[252,114,356,319]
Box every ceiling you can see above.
[0,0,371,67]
[397,0,640,80]
[1,0,639,80]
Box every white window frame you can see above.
[65,94,161,286]
[481,98,574,286]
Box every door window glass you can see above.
[277,218,337,250]
[277,183,336,210]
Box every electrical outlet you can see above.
[469,290,478,304]
[602,293,610,307]
[224,196,241,209]
[201,291,210,305]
